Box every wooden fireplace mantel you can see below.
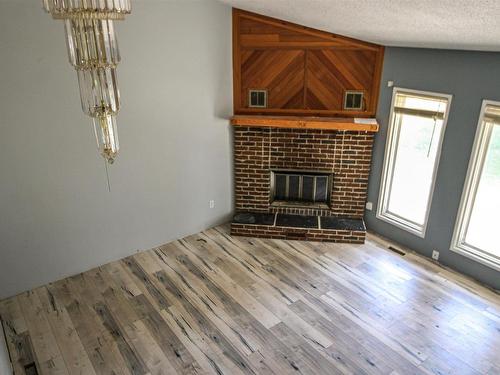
[230,115,379,132]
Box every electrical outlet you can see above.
[432,250,439,261]
[209,200,215,209]
[387,80,394,87]
[365,202,373,211]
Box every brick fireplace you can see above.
[229,10,383,243]
[230,119,377,243]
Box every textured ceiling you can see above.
[217,0,500,51]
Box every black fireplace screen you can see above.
[271,171,332,205]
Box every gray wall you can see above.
[0,325,11,375]
[0,0,233,299]
[366,47,500,290]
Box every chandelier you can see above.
[43,0,131,164]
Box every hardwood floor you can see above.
[1,225,499,375]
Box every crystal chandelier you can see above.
[43,0,131,164]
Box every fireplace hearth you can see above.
[233,212,366,242]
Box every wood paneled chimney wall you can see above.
[232,9,385,117]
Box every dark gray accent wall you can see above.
[366,47,500,290]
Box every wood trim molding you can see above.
[232,10,241,114]
[233,107,374,117]
[230,115,380,132]
[370,46,385,113]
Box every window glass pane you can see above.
[302,176,314,201]
[275,174,287,200]
[465,124,500,255]
[288,175,300,200]
[315,176,328,202]
[387,114,444,225]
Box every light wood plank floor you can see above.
[1,225,499,375]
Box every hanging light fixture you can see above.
[43,0,131,164]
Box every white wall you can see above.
[0,0,234,299]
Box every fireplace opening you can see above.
[271,170,332,207]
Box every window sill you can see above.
[376,211,426,238]
[450,243,500,272]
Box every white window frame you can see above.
[376,87,452,237]
[450,100,500,271]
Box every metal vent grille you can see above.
[249,89,267,108]
[344,91,364,110]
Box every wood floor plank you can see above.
[160,304,244,375]
[85,267,141,328]
[63,274,134,375]
[130,293,203,375]
[151,268,256,374]
[320,292,427,367]
[154,244,317,374]
[1,225,498,375]
[175,239,282,329]
[0,298,35,374]
[122,319,179,375]
[178,236,334,350]
[270,322,344,375]
[205,228,303,303]
[94,302,148,374]
[17,291,69,375]
[290,298,423,375]
[150,248,262,356]
[36,287,96,375]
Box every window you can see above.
[451,101,500,271]
[377,88,452,236]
